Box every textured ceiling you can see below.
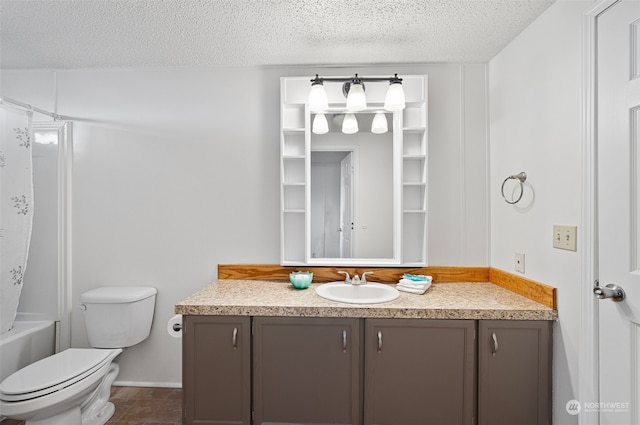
[0,0,555,69]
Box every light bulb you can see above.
[312,113,329,134]
[371,112,388,134]
[309,83,329,112]
[342,113,359,134]
[384,82,405,111]
[346,82,367,111]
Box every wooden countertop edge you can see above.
[489,267,557,310]
[217,264,556,310]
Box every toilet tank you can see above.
[80,286,157,348]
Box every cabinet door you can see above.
[364,319,476,425]
[253,316,362,425]
[478,320,552,425]
[182,315,251,425]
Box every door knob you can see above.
[593,282,625,301]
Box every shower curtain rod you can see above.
[0,96,63,120]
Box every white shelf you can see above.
[402,127,427,133]
[402,210,427,264]
[282,105,305,129]
[281,94,308,264]
[403,104,427,128]
[283,128,305,134]
[403,184,427,211]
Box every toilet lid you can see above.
[0,349,117,401]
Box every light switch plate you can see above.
[553,225,577,251]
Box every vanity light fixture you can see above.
[384,74,406,111]
[345,77,367,111]
[308,74,405,112]
[342,113,359,134]
[309,76,329,112]
[312,113,329,134]
[371,112,388,134]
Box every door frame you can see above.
[339,151,354,258]
[581,1,620,424]
[309,145,359,260]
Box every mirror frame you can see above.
[305,108,403,266]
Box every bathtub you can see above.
[0,320,56,383]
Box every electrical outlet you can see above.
[553,225,577,251]
[515,252,525,273]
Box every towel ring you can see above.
[501,172,527,204]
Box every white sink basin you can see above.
[315,281,400,304]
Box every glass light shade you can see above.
[309,84,329,112]
[346,83,367,111]
[371,112,388,134]
[312,113,329,134]
[384,83,406,111]
[342,113,359,134]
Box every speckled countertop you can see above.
[175,280,557,320]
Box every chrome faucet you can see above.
[337,271,351,283]
[338,270,374,285]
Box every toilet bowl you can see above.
[0,286,156,425]
[0,348,122,425]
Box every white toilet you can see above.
[0,286,157,425]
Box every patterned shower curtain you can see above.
[0,103,34,334]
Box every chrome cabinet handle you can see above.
[593,282,626,302]
[491,332,498,356]
[342,329,347,352]
[377,330,383,353]
[232,327,238,350]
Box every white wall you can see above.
[489,1,592,423]
[1,63,488,386]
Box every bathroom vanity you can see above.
[176,279,556,425]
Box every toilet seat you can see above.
[0,349,119,402]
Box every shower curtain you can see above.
[0,103,34,334]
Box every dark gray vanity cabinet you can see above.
[252,316,362,425]
[364,319,477,425]
[478,320,552,425]
[182,316,552,425]
[182,315,251,425]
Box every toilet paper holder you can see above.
[167,314,183,338]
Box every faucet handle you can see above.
[361,271,374,283]
[337,270,351,283]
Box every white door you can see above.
[597,1,640,423]
[339,152,354,258]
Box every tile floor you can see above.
[0,386,182,425]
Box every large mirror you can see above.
[308,111,398,263]
[280,75,427,266]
